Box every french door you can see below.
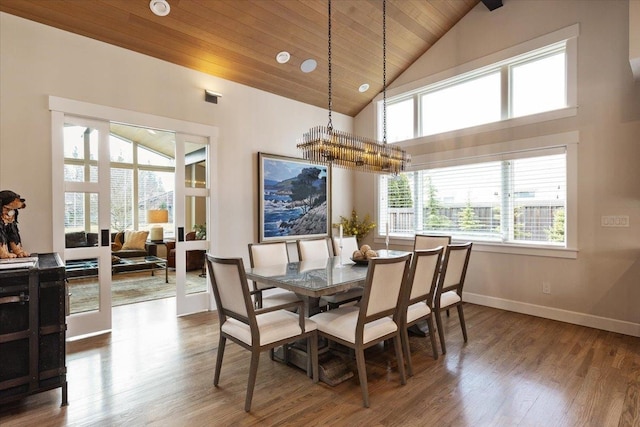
[52,115,113,337]
[52,102,216,339]
[174,133,211,315]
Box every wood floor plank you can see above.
[1,298,638,426]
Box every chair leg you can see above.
[434,309,447,355]
[393,335,407,385]
[214,336,226,386]
[355,348,370,408]
[306,338,312,378]
[245,350,260,412]
[425,315,439,360]
[400,325,413,377]
[457,304,468,342]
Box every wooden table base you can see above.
[274,345,354,386]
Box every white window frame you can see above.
[375,131,579,259]
[376,24,579,145]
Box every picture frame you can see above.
[258,152,331,242]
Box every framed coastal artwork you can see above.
[258,152,331,242]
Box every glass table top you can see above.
[245,250,409,298]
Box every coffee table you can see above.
[66,256,168,283]
[115,256,168,283]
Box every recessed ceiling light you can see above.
[276,51,291,64]
[300,59,317,73]
[150,0,170,17]
[358,83,370,93]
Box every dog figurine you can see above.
[0,190,30,259]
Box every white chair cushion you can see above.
[260,290,301,308]
[439,291,461,308]
[312,306,397,344]
[406,301,431,323]
[298,239,331,261]
[222,310,316,346]
[332,236,359,258]
[320,287,363,304]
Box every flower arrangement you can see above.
[333,209,376,241]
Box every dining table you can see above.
[244,249,411,385]
[245,249,410,316]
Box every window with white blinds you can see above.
[379,148,567,246]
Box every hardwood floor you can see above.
[1,299,638,426]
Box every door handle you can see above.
[101,229,110,246]
[178,227,184,242]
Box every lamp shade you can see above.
[147,209,168,241]
[147,209,168,224]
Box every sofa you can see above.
[64,231,99,249]
[64,230,149,259]
[110,231,149,258]
[65,230,160,278]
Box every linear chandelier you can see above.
[298,0,410,174]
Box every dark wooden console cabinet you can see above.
[0,253,67,406]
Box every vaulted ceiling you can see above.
[0,0,481,117]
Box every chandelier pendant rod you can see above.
[327,0,333,133]
[297,0,410,174]
[383,0,387,145]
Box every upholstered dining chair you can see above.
[400,247,443,376]
[298,237,363,309]
[433,242,473,354]
[414,234,452,316]
[413,234,451,251]
[248,242,300,309]
[332,235,359,263]
[296,237,333,261]
[205,255,318,412]
[311,254,411,407]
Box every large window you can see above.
[377,26,578,254]
[109,133,175,234]
[379,148,567,246]
[510,50,566,118]
[421,71,502,136]
[384,39,573,142]
[64,124,175,235]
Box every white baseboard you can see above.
[463,292,640,338]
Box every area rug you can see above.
[67,271,207,314]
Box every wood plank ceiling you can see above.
[0,0,479,117]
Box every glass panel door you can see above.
[174,133,210,316]
[58,117,112,337]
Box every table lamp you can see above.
[147,209,168,242]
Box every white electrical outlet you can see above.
[601,215,629,227]
[542,281,551,294]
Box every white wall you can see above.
[0,12,354,263]
[355,0,640,335]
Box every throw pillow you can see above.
[111,232,124,251]
[122,230,149,250]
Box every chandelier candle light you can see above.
[385,221,389,251]
[298,0,410,174]
[339,224,344,266]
